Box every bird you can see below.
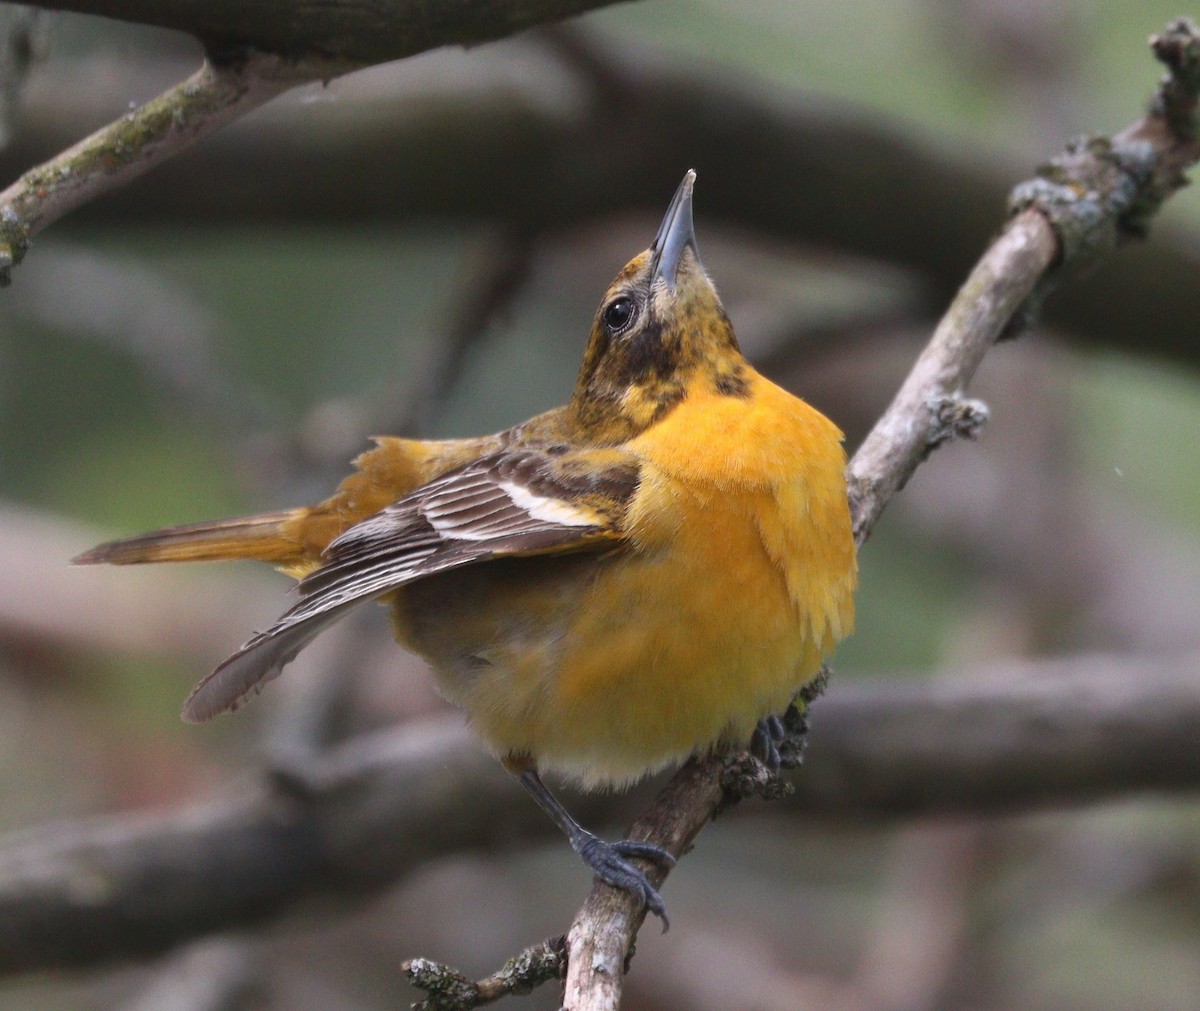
[75,171,857,927]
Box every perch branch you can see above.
[844,210,1048,541]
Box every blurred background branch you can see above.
[1,651,1198,978]
[5,30,1200,361]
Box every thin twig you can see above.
[403,937,567,1010]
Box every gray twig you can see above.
[404,937,567,1010]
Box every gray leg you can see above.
[515,767,675,930]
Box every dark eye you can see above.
[603,296,636,334]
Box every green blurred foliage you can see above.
[1079,355,1200,528]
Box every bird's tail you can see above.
[72,510,305,567]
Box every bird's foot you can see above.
[572,831,676,931]
[750,713,786,772]
[751,703,811,772]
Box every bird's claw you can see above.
[575,833,674,931]
[611,838,676,867]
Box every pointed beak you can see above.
[650,170,698,290]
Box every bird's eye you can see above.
[603,296,636,334]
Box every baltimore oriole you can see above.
[76,172,857,926]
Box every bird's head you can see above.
[570,171,747,443]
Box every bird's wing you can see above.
[182,446,641,722]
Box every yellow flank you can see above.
[76,171,857,796]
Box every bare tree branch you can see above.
[2,650,1199,978]
[845,210,1048,541]
[799,653,1200,817]
[0,714,515,977]
[403,939,567,1011]
[29,0,636,66]
[561,17,1200,1009]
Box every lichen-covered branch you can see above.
[560,17,1200,1010]
[404,938,567,1010]
[0,52,327,284]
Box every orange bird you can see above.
[76,172,857,926]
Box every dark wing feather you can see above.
[182,449,638,722]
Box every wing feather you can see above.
[182,448,639,722]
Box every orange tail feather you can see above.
[73,510,304,566]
